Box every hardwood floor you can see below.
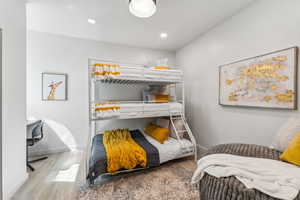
[12,151,85,200]
[12,149,203,200]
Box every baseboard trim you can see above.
[6,172,28,200]
[28,145,85,156]
[197,144,208,151]
[29,147,70,156]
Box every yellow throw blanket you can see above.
[103,129,147,173]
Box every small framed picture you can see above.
[42,73,68,101]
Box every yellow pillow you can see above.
[154,66,171,70]
[145,124,157,134]
[154,95,169,103]
[280,132,300,166]
[145,124,169,144]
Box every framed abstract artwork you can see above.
[219,47,298,109]
[42,73,68,101]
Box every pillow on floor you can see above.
[272,117,300,151]
[145,124,169,144]
[280,132,300,166]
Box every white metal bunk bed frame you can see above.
[91,100,183,120]
[86,58,197,185]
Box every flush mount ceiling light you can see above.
[88,18,96,24]
[129,0,157,18]
[160,32,168,39]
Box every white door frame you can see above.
[0,29,3,200]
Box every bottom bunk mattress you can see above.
[87,129,193,182]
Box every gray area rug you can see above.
[78,158,199,200]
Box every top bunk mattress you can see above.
[91,64,183,83]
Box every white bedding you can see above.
[192,154,300,200]
[140,130,194,163]
[94,102,182,119]
[93,64,183,82]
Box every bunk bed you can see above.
[92,101,183,120]
[87,129,195,183]
[92,63,183,83]
[86,59,197,185]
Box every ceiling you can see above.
[27,0,255,51]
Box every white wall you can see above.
[0,0,27,199]
[27,30,176,155]
[176,0,300,148]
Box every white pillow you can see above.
[156,118,170,129]
[169,119,185,139]
[272,117,300,151]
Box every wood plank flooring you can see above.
[12,151,85,200]
[12,149,203,200]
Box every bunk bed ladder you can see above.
[170,113,198,162]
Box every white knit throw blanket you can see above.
[192,154,300,200]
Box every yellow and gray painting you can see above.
[220,48,297,109]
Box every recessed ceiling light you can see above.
[88,18,96,24]
[160,33,168,39]
[129,0,157,18]
[66,4,74,10]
